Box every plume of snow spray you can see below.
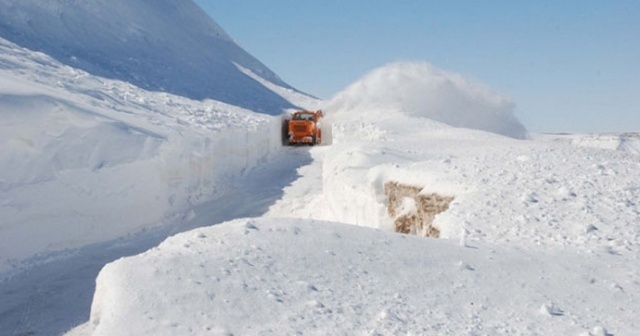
[327,61,527,139]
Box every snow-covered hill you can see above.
[0,0,299,114]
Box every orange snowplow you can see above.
[285,110,323,146]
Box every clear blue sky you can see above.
[194,0,639,133]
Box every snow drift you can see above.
[326,61,528,139]
[0,0,299,114]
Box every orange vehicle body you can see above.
[287,110,323,145]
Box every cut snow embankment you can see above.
[0,37,290,274]
[321,119,640,254]
[319,61,640,255]
[325,61,527,139]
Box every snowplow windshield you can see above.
[293,113,314,121]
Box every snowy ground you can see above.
[68,218,635,336]
[1,37,639,336]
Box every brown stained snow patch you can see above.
[384,182,454,238]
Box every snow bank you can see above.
[326,61,528,139]
[67,217,639,336]
[321,118,640,255]
[0,37,288,274]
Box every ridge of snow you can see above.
[234,62,322,112]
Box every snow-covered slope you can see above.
[0,36,294,274]
[0,0,299,114]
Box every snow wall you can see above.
[0,36,286,274]
[0,100,283,274]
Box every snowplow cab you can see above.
[286,110,323,146]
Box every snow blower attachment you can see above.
[284,110,323,146]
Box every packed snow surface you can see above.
[1,30,639,336]
[68,218,637,336]
[0,0,297,114]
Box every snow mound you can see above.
[0,0,300,114]
[326,61,527,139]
[67,218,638,336]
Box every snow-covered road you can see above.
[266,146,330,221]
[0,148,315,336]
